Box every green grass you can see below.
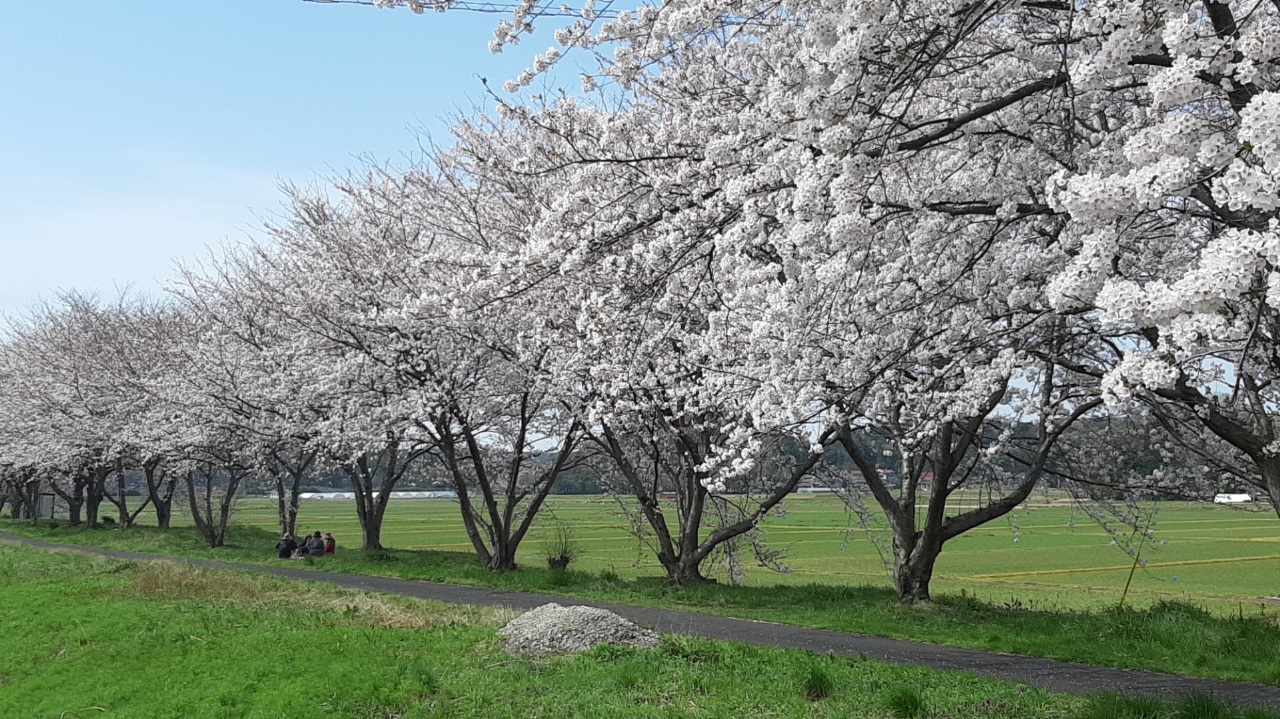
[55,495,1280,608]
[0,541,1088,719]
[4,496,1280,686]
[1073,691,1280,719]
[238,495,1280,606]
[801,661,836,700]
[885,685,928,718]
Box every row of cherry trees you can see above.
[2,0,1277,602]
[352,0,1280,597]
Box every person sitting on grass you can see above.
[306,531,326,558]
[323,532,336,555]
[275,533,298,560]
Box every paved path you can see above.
[5,531,1280,707]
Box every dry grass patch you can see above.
[122,559,513,629]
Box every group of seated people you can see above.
[276,531,335,559]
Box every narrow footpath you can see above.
[4,531,1279,708]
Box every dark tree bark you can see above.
[344,452,387,551]
[101,458,132,527]
[430,398,582,572]
[185,465,246,548]
[836,378,1101,603]
[596,420,829,585]
[5,479,20,520]
[98,460,152,528]
[84,465,111,528]
[141,458,175,528]
[269,448,316,539]
[1146,376,1280,522]
[48,471,89,526]
[20,476,41,525]
[340,439,428,550]
[1051,315,1280,523]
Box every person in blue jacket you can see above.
[305,531,326,557]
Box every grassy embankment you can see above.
[0,541,1090,719]
[6,541,1280,719]
[5,514,1280,688]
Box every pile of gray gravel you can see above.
[498,603,660,657]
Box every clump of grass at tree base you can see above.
[543,519,577,570]
[8,517,1280,687]
[0,542,1088,719]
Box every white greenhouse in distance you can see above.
[1213,494,1254,504]
[294,491,457,500]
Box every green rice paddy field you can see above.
[221,494,1280,612]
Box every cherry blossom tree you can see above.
[148,309,263,548]
[0,293,157,527]
[173,253,336,541]
[364,0,1138,593]
[209,166,588,563]
[107,300,194,528]
[1036,0,1280,517]
[368,0,1280,582]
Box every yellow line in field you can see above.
[950,577,1280,603]
[969,553,1280,579]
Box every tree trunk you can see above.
[271,450,314,539]
[6,485,21,519]
[894,555,938,603]
[23,479,41,525]
[67,495,83,525]
[836,385,1100,603]
[433,411,580,573]
[484,536,519,572]
[1151,380,1280,520]
[85,466,109,528]
[186,470,223,548]
[345,442,420,552]
[143,460,174,528]
[360,511,384,551]
[596,421,809,587]
[153,493,172,528]
[891,531,942,603]
[1256,457,1280,522]
[85,492,99,526]
[213,470,242,546]
[113,459,130,527]
[274,472,302,539]
[49,474,87,526]
[346,453,387,551]
[438,434,495,566]
[663,554,714,585]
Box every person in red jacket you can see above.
[323,532,336,555]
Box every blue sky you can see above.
[0,1,559,316]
